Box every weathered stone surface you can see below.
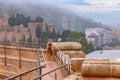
[63,75,79,80]
[0,46,37,79]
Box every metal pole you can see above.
[6,64,46,80]
[55,71,57,80]
[32,42,33,52]
[19,46,21,68]
[36,49,41,80]
[32,64,67,80]
[4,30,7,66]
[4,44,6,66]
[68,64,71,75]
[20,76,22,80]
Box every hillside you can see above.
[0,1,110,32]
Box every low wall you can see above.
[0,45,38,79]
[0,45,37,59]
[81,60,120,77]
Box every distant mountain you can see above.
[0,1,110,32]
[108,23,120,28]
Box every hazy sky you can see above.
[57,0,120,27]
[2,0,120,27]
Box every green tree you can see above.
[35,16,44,23]
[66,31,94,54]
[86,43,95,53]
[8,13,31,27]
[15,13,25,25]
[47,32,56,39]
[36,24,41,38]
[41,34,48,43]
[46,25,49,32]
[8,15,15,27]
[56,31,61,38]
[62,30,71,41]
[26,16,31,22]
[53,27,56,34]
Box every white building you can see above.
[85,28,107,48]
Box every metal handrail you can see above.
[5,47,47,80]
[4,43,72,80]
[54,46,70,61]
[32,46,71,80]
[1,43,42,67]
[0,41,46,48]
[53,46,72,76]
[0,41,44,45]
[54,46,71,65]
[40,48,46,64]
[36,48,41,80]
[36,48,47,80]
[5,64,46,80]
[32,64,67,80]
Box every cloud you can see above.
[85,0,120,6]
[64,0,120,14]
[58,0,87,5]
[1,0,57,5]
[1,0,120,14]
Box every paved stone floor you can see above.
[42,61,63,80]
[0,78,4,80]
[0,61,63,80]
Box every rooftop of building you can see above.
[87,50,120,60]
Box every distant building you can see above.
[85,28,104,38]
[28,22,47,33]
[103,46,120,50]
[0,13,57,43]
[47,23,56,32]
[28,22,56,33]
[105,30,114,44]
[85,28,106,48]
[113,29,120,41]
[87,33,99,48]
[41,23,47,32]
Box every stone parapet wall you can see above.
[0,45,37,59]
[0,45,38,79]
